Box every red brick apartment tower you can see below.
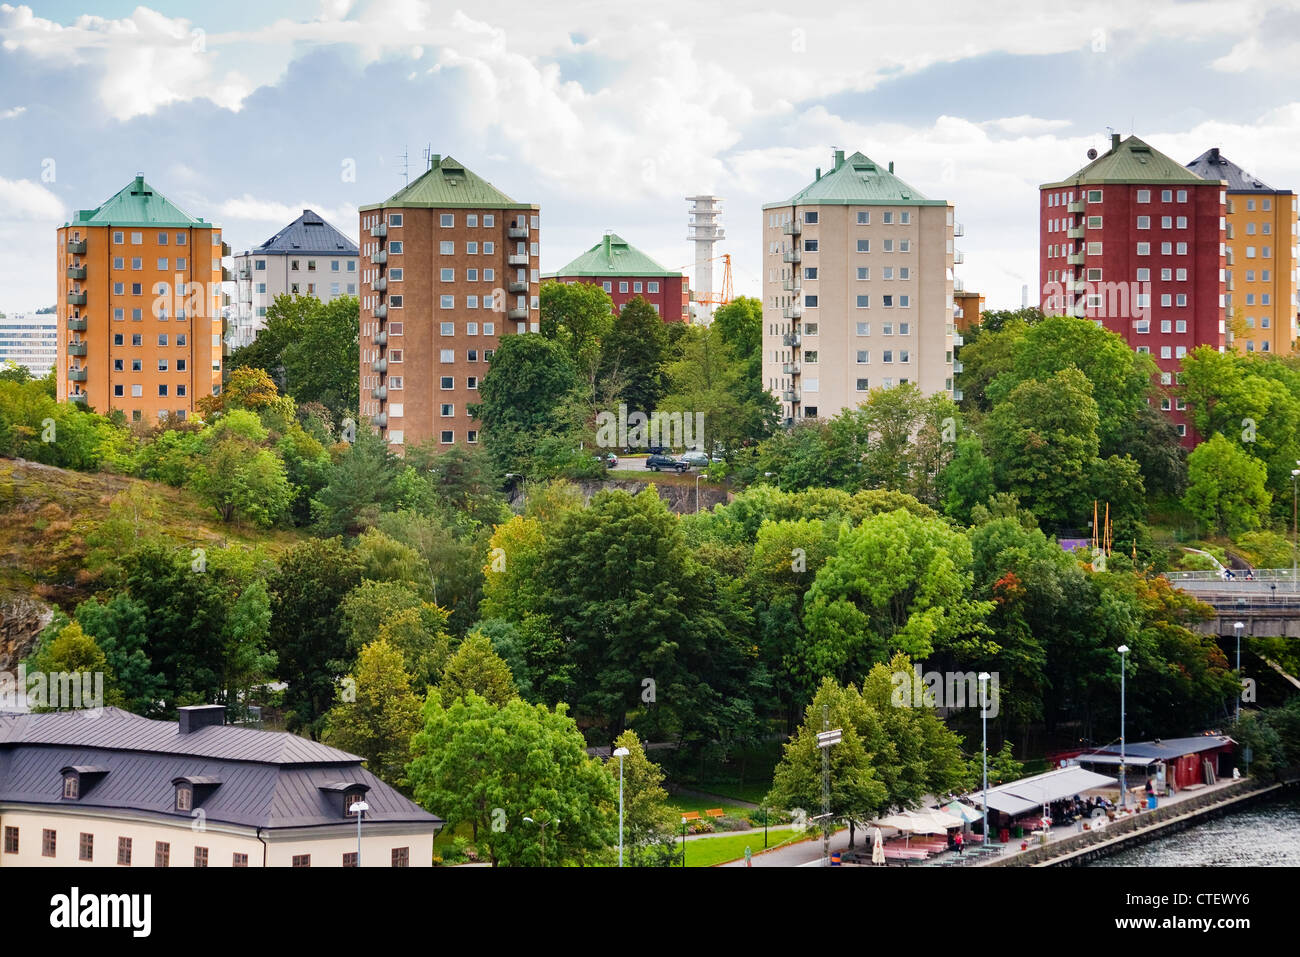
[1039,134,1226,445]
[545,233,690,322]
[358,156,539,451]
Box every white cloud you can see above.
[0,104,24,119]
[217,195,360,241]
[0,3,252,119]
[982,116,1073,135]
[0,175,64,220]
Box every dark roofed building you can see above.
[0,707,440,867]
[230,209,361,349]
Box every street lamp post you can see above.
[349,800,369,866]
[1292,469,1299,592]
[695,473,702,514]
[1118,645,1130,809]
[979,672,991,844]
[523,814,558,867]
[614,746,630,867]
[1233,621,1244,724]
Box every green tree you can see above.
[938,436,995,525]
[269,537,364,737]
[310,430,401,536]
[407,692,617,865]
[475,333,583,476]
[324,639,423,789]
[984,367,1101,527]
[23,622,122,710]
[74,593,163,714]
[1183,432,1272,536]
[599,296,670,416]
[440,632,518,706]
[800,509,994,690]
[538,278,615,395]
[606,730,679,866]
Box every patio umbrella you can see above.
[871,826,885,865]
[945,801,983,825]
[920,808,965,830]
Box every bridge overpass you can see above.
[1167,570,1300,637]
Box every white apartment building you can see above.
[762,150,960,423]
[0,312,57,378]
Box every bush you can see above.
[1235,530,1293,569]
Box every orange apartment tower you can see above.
[57,175,226,423]
[358,155,539,451]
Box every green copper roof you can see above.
[1042,135,1211,189]
[549,233,679,278]
[763,150,946,208]
[68,175,211,228]
[360,154,533,211]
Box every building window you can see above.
[291,854,311,868]
[440,431,454,444]
[392,847,410,867]
[118,837,132,866]
[43,829,56,858]
[155,842,169,867]
[63,774,79,799]
[343,852,358,867]
[231,852,248,867]
[79,833,93,862]
[856,378,869,391]
[194,847,208,867]
[3,826,17,854]
[441,214,454,227]
[176,785,192,812]
[467,430,479,443]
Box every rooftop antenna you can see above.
[422,144,434,171]
[398,146,409,186]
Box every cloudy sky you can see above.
[3,0,1300,316]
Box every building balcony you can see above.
[67,292,87,305]
[783,306,803,320]
[68,392,87,404]
[221,242,231,257]
[237,266,251,280]
[374,331,388,347]
[781,278,801,293]
[68,368,87,382]
[952,360,964,373]
[66,266,86,280]
[373,250,388,265]
[782,332,801,348]
[373,276,387,292]
[1068,227,1085,239]
[507,254,530,266]
[1072,280,1089,292]
[1067,253,1086,266]
[953,305,964,319]
[782,362,800,376]
[222,266,233,282]
[952,334,964,347]
[507,226,529,239]
[371,222,388,238]
[371,386,387,401]
[782,220,802,236]
[507,307,529,320]
[953,278,965,293]
[372,412,388,428]
[371,358,387,374]
[952,250,965,265]
[508,280,528,293]
[782,249,802,263]
[68,318,87,331]
[1068,201,1085,213]
[782,389,800,403]
[375,304,388,320]
[68,342,88,357]
[66,240,87,255]
[953,389,964,401]
[953,222,965,237]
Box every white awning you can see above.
[971,766,1117,817]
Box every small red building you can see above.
[546,233,689,322]
[1056,734,1236,792]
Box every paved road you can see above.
[717,827,857,868]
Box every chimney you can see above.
[178,704,226,734]
[815,167,821,181]
[1210,147,1221,163]
[889,161,894,174]
[430,153,441,169]
[833,149,845,169]
[1111,132,1121,151]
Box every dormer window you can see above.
[171,775,220,813]
[345,789,367,817]
[60,766,107,800]
[175,785,192,811]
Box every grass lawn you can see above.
[683,827,808,867]
[665,793,752,815]
[693,782,771,805]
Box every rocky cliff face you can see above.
[0,594,54,671]
[509,478,732,515]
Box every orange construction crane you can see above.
[679,253,733,308]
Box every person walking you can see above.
[954,831,964,856]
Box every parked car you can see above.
[646,453,689,473]
[681,450,710,468]
[629,444,669,455]
[603,452,618,468]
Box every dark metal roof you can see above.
[250,209,359,256]
[1185,149,1282,192]
[0,710,439,830]
[1114,735,1235,760]
[0,707,358,764]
